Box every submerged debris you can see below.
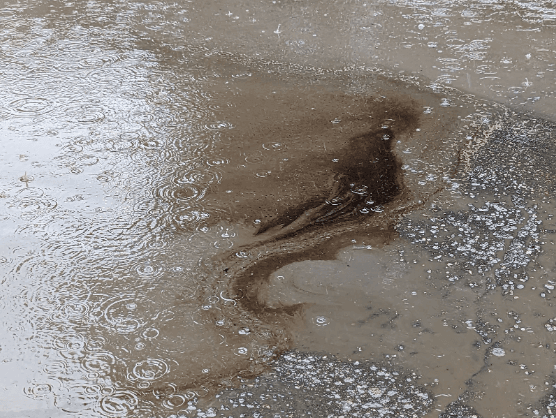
[439,400,481,418]
[397,112,556,293]
[398,200,541,291]
[535,389,556,418]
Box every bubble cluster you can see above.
[190,351,433,417]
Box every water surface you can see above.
[1,0,556,417]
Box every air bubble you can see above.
[142,328,160,340]
[313,316,330,326]
[262,142,285,151]
[350,185,368,195]
[238,327,250,335]
[491,347,505,357]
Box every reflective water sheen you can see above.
[1,0,556,417]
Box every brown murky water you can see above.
[1,0,556,417]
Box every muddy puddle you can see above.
[2,0,556,417]
[188,68,556,418]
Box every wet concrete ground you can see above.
[1,0,556,417]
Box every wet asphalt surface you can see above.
[181,109,556,418]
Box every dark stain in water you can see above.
[146,87,466,398]
[253,98,420,239]
[230,98,420,317]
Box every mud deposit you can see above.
[121,70,474,395]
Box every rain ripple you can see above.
[8,97,52,116]
[82,352,116,375]
[8,188,57,220]
[155,182,204,203]
[61,300,90,320]
[245,150,265,164]
[262,141,286,151]
[78,53,122,69]
[42,56,82,74]
[172,167,221,188]
[131,358,170,381]
[53,334,86,351]
[54,383,102,413]
[172,208,211,230]
[95,296,149,334]
[162,394,187,409]
[104,132,140,153]
[65,103,106,124]
[135,263,163,278]
[97,391,139,417]
[44,360,68,375]
[85,65,145,89]
[24,382,54,399]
